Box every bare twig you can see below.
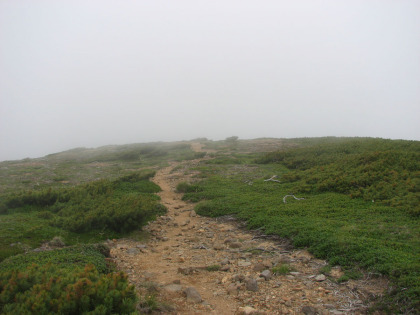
[283,194,305,203]
[264,175,281,183]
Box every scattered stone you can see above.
[227,283,239,295]
[245,278,259,292]
[127,248,140,255]
[190,210,197,217]
[323,304,335,309]
[164,284,183,292]
[172,279,181,284]
[238,260,252,267]
[233,274,245,282]
[181,219,190,226]
[221,265,230,272]
[220,258,230,265]
[178,267,193,275]
[224,238,236,244]
[301,306,318,314]
[237,306,259,314]
[315,274,326,282]
[253,263,266,272]
[229,242,242,249]
[213,243,224,250]
[184,287,202,303]
[260,270,272,281]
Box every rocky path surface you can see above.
[110,147,386,314]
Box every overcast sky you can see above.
[1,1,419,161]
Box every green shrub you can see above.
[0,264,137,314]
[2,172,166,235]
[0,245,109,273]
[176,182,202,193]
[255,138,420,217]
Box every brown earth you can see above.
[110,144,388,314]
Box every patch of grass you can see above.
[272,264,291,275]
[337,269,363,283]
[206,264,221,272]
[319,264,332,275]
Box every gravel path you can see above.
[110,148,387,314]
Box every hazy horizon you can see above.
[1,1,419,161]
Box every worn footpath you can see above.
[110,152,387,314]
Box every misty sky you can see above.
[1,1,419,161]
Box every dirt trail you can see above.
[111,144,386,314]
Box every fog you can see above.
[1,1,419,161]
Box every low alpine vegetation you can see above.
[183,138,420,313]
[0,171,166,261]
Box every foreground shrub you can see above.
[0,264,137,314]
[0,244,110,274]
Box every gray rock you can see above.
[238,260,252,267]
[213,243,224,250]
[315,274,326,282]
[260,270,272,281]
[127,248,140,255]
[178,267,195,275]
[323,304,335,309]
[245,278,259,292]
[253,263,266,272]
[164,284,183,292]
[224,238,237,244]
[237,306,259,314]
[190,210,197,217]
[229,242,242,249]
[302,306,318,314]
[184,287,202,303]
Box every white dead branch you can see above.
[283,195,305,204]
[264,175,281,183]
